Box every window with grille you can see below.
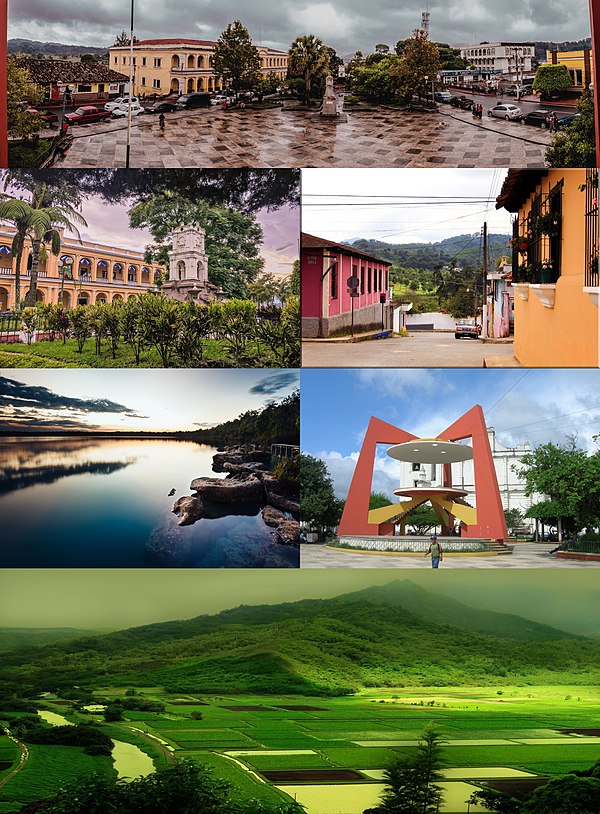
[585,169,598,288]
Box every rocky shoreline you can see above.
[172,446,300,545]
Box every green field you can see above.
[2,686,600,812]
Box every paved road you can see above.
[54,103,550,169]
[301,542,598,568]
[302,332,517,368]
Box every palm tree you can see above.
[0,179,87,309]
[288,34,330,103]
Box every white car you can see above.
[104,96,138,112]
[211,92,230,106]
[487,103,522,121]
[111,101,145,118]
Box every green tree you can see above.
[504,508,524,532]
[325,46,343,78]
[515,441,600,532]
[212,20,262,97]
[112,30,137,46]
[369,492,393,509]
[395,30,441,100]
[533,64,572,97]
[7,57,44,141]
[546,90,596,168]
[468,788,522,813]
[300,453,344,529]
[365,726,445,814]
[350,55,403,101]
[290,259,300,296]
[522,774,600,814]
[288,35,330,103]
[68,306,92,352]
[128,194,264,299]
[405,504,439,534]
[139,294,180,367]
[375,44,390,54]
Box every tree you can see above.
[515,441,600,532]
[522,774,600,814]
[350,55,403,101]
[103,703,124,722]
[405,504,439,535]
[7,57,44,140]
[369,492,393,509]
[113,30,138,46]
[546,89,596,168]
[290,259,300,296]
[395,30,441,100]
[532,64,572,97]
[212,21,262,97]
[468,788,522,813]
[325,46,343,78]
[504,508,524,532]
[437,43,467,71]
[300,454,344,529]
[375,44,390,54]
[365,726,445,814]
[128,194,264,299]
[288,35,330,103]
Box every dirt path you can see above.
[0,727,29,790]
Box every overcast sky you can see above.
[0,570,598,639]
[0,369,299,432]
[301,368,600,500]
[302,169,512,246]
[8,0,591,54]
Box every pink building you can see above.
[301,233,392,338]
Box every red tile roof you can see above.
[14,57,128,84]
[302,233,392,265]
[134,38,217,47]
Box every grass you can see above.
[0,337,231,368]
[187,753,290,805]
[0,744,114,803]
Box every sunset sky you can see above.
[0,369,299,433]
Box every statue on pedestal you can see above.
[321,74,338,117]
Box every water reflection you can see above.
[0,436,299,568]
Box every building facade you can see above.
[486,255,514,338]
[108,38,288,97]
[301,233,392,338]
[0,227,165,310]
[15,57,129,105]
[459,42,535,80]
[496,168,599,367]
[546,49,594,90]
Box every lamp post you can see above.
[125,0,135,168]
[424,74,435,104]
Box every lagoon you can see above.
[0,437,297,568]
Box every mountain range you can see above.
[347,234,510,270]
[8,39,109,57]
[1,581,598,697]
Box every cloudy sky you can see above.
[301,368,600,499]
[302,169,512,246]
[8,0,591,54]
[0,369,299,432]
[1,569,598,639]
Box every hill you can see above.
[0,627,102,652]
[348,234,509,270]
[1,581,598,698]
[7,39,108,57]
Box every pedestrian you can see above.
[549,112,557,132]
[425,535,443,568]
[158,112,165,130]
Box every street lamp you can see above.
[125,0,135,168]
[424,74,435,104]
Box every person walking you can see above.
[425,535,443,568]
[159,112,165,130]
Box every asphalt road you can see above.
[302,332,517,368]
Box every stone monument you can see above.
[321,74,338,117]
[162,224,224,303]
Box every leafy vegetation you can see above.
[546,90,596,168]
[192,390,299,447]
[212,21,262,96]
[300,453,344,530]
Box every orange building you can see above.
[496,169,598,367]
[0,227,166,310]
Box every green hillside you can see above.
[0,627,103,652]
[348,234,510,270]
[1,582,598,698]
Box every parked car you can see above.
[450,95,474,109]
[27,107,59,125]
[434,91,452,103]
[519,109,551,128]
[211,92,231,105]
[111,100,145,117]
[556,112,580,129]
[175,92,212,110]
[454,319,482,339]
[487,103,522,121]
[144,100,177,114]
[104,95,138,112]
[64,106,112,125]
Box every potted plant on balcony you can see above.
[509,235,530,253]
[536,212,560,237]
[539,259,557,284]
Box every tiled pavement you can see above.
[54,105,551,169]
[301,543,598,568]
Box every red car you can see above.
[27,107,59,125]
[64,106,112,125]
[454,319,482,339]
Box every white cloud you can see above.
[355,368,441,399]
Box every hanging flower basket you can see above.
[509,236,529,252]
[535,212,560,237]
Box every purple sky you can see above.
[74,197,298,276]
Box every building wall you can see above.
[301,245,390,337]
[460,42,534,77]
[547,49,593,88]
[109,42,288,96]
[0,228,165,310]
[511,170,599,367]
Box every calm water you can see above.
[0,437,298,568]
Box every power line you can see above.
[484,370,532,418]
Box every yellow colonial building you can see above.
[496,168,598,367]
[109,38,288,96]
[546,49,593,90]
[0,227,166,310]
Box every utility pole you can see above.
[125,0,135,168]
[481,222,488,337]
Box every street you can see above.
[302,332,517,368]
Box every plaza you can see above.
[53,104,551,169]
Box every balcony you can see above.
[171,66,212,74]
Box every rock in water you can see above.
[262,505,300,545]
[172,495,204,526]
[168,487,176,496]
[189,475,264,503]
